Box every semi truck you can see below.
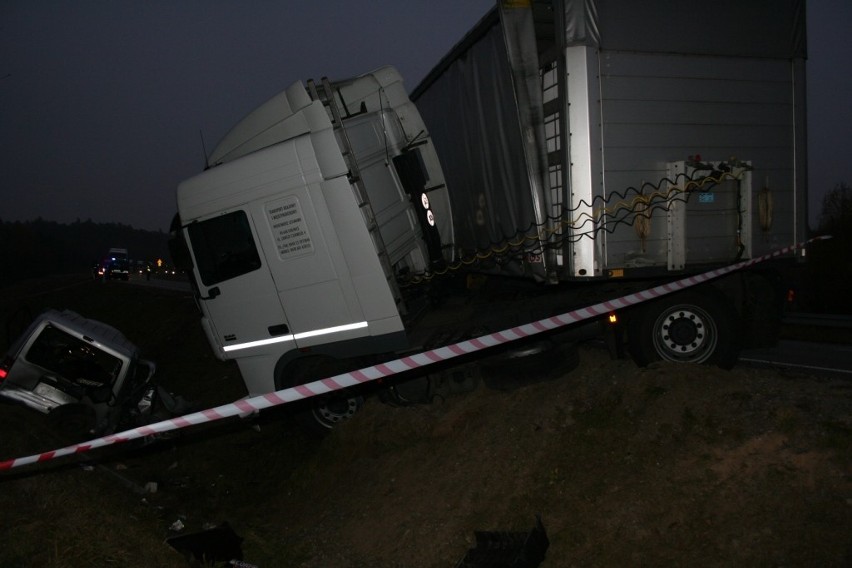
[170,0,807,429]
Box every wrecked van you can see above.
[0,309,164,440]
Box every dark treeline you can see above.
[0,218,171,286]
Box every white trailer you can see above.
[171,1,807,429]
[410,0,807,365]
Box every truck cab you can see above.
[171,67,452,410]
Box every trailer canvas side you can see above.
[412,0,807,281]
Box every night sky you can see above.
[1,1,849,232]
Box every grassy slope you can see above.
[0,278,850,567]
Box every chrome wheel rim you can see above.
[651,304,718,363]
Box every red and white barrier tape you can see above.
[0,237,827,471]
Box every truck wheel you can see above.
[627,288,739,369]
[280,356,364,434]
[308,393,363,431]
[481,339,577,391]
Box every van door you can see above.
[186,209,293,357]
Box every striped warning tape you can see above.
[0,237,828,471]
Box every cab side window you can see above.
[188,210,262,285]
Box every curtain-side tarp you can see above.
[413,20,537,272]
[412,0,806,272]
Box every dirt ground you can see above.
[0,278,850,567]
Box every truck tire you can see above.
[627,287,739,369]
[481,339,578,391]
[280,356,364,434]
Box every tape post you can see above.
[0,236,829,471]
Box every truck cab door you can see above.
[185,209,293,359]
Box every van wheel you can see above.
[280,356,364,434]
[627,288,739,369]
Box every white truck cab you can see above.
[173,67,452,402]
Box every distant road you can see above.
[740,340,852,378]
[741,312,852,377]
[127,274,192,293]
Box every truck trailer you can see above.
[410,0,807,364]
[170,0,807,429]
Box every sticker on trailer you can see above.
[266,196,314,259]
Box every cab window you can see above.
[188,211,262,285]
